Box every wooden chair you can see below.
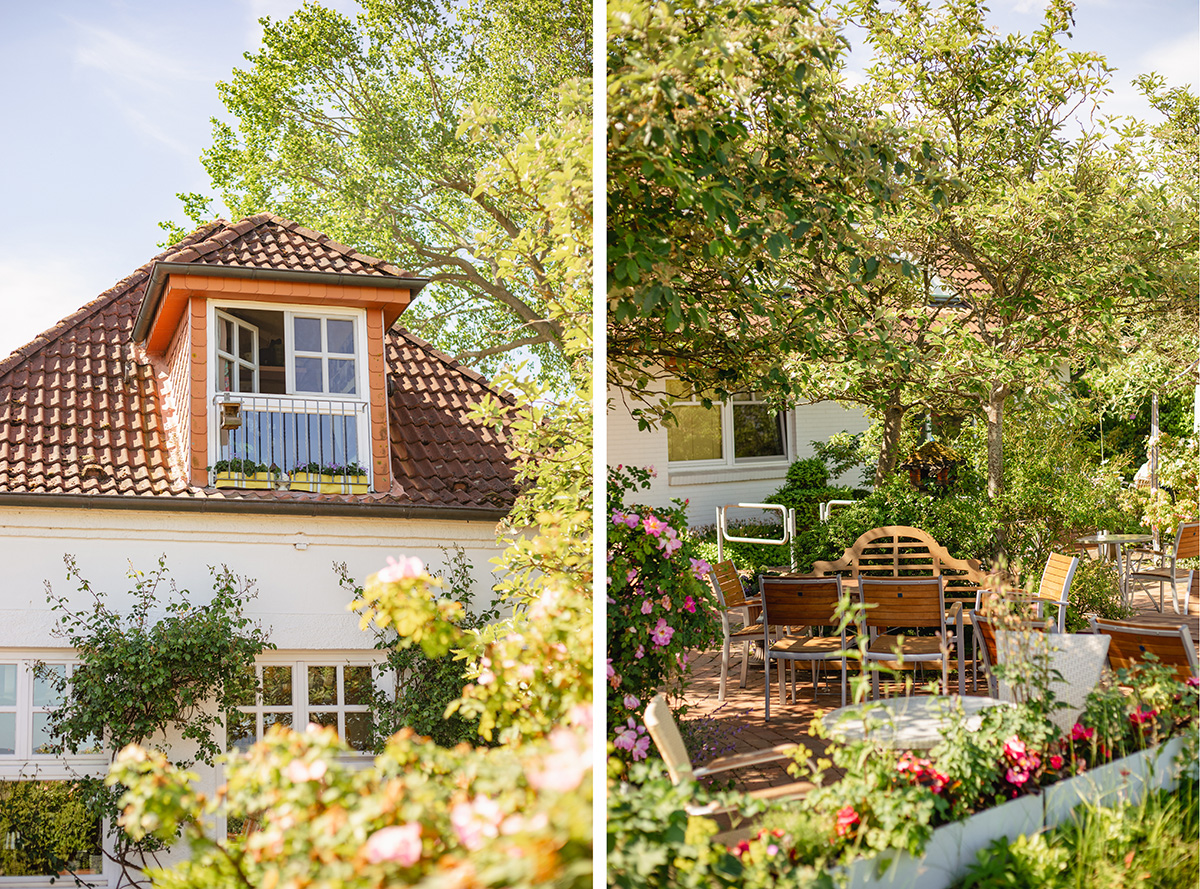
[861,577,965,698]
[759,576,855,720]
[643,694,814,841]
[1089,617,1198,683]
[707,561,762,702]
[1128,523,1198,614]
[970,609,1052,698]
[1032,552,1079,632]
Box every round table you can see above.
[820,695,1008,750]
[1075,533,1154,608]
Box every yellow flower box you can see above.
[213,471,276,490]
[289,472,369,494]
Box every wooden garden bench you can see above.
[810,525,989,606]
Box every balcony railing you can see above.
[212,393,369,488]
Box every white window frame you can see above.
[214,308,260,394]
[666,390,790,469]
[228,653,384,757]
[284,311,364,398]
[0,653,108,781]
[206,301,371,480]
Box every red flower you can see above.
[1129,706,1158,726]
[835,805,860,838]
[1049,754,1064,770]
[1070,723,1094,742]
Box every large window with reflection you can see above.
[666,381,787,467]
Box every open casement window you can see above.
[666,380,787,466]
[228,659,377,755]
[211,304,370,484]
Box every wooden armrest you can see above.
[693,743,797,777]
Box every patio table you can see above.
[1075,533,1153,608]
[821,695,1008,750]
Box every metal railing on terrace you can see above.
[212,393,369,488]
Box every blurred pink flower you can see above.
[376,555,426,584]
[364,824,423,866]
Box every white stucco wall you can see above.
[0,505,504,650]
[608,388,871,527]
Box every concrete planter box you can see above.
[843,793,1042,888]
[1043,736,1185,828]
[840,737,1188,889]
[289,471,369,494]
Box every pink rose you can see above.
[376,555,426,584]
[650,618,675,647]
[364,823,423,866]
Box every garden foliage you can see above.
[607,465,721,760]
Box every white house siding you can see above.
[0,505,504,650]
[608,389,871,527]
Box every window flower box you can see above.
[288,462,369,494]
[212,460,280,490]
[289,471,369,494]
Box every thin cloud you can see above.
[68,20,207,95]
[1139,31,1200,87]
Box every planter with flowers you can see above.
[721,645,1199,889]
[211,458,281,490]
[289,461,369,494]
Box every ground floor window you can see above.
[666,381,787,466]
[228,659,377,753]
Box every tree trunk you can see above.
[874,399,907,488]
[984,382,1008,499]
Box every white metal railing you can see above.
[820,499,857,522]
[716,503,796,571]
[212,393,369,484]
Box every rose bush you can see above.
[607,465,721,760]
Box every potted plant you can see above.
[289,461,368,494]
[211,458,280,490]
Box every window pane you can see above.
[667,405,722,462]
[219,316,233,354]
[32,713,57,754]
[326,319,355,355]
[34,666,64,707]
[294,356,323,392]
[262,666,292,706]
[308,711,337,731]
[294,317,322,352]
[0,712,14,754]
[328,358,356,395]
[237,326,255,363]
[0,664,15,706]
[263,712,292,736]
[219,357,234,392]
[0,781,104,876]
[345,712,373,751]
[733,404,785,459]
[228,711,256,752]
[238,365,255,394]
[308,666,337,706]
[344,667,373,705]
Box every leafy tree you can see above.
[164,0,590,379]
[38,556,271,883]
[607,0,950,419]
[839,0,1196,503]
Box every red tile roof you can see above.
[0,215,515,514]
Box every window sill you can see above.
[668,463,789,486]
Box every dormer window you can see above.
[208,303,370,488]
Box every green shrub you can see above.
[0,781,101,877]
[1063,557,1132,632]
[688,519,794,574]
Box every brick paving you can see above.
[673,583,1198,792]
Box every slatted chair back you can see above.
[1090,617,1198,683]
[709,560,749,609]
[1035,552,1079,632]
[1177,523,1199,561]
[643,694,695,785]
[811,526,985,599]
[859,577,946,629]
[759,576,846,631]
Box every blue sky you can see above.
[0,0,1195,358]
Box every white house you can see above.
[0,214,515,885]
[607,381,870,527]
